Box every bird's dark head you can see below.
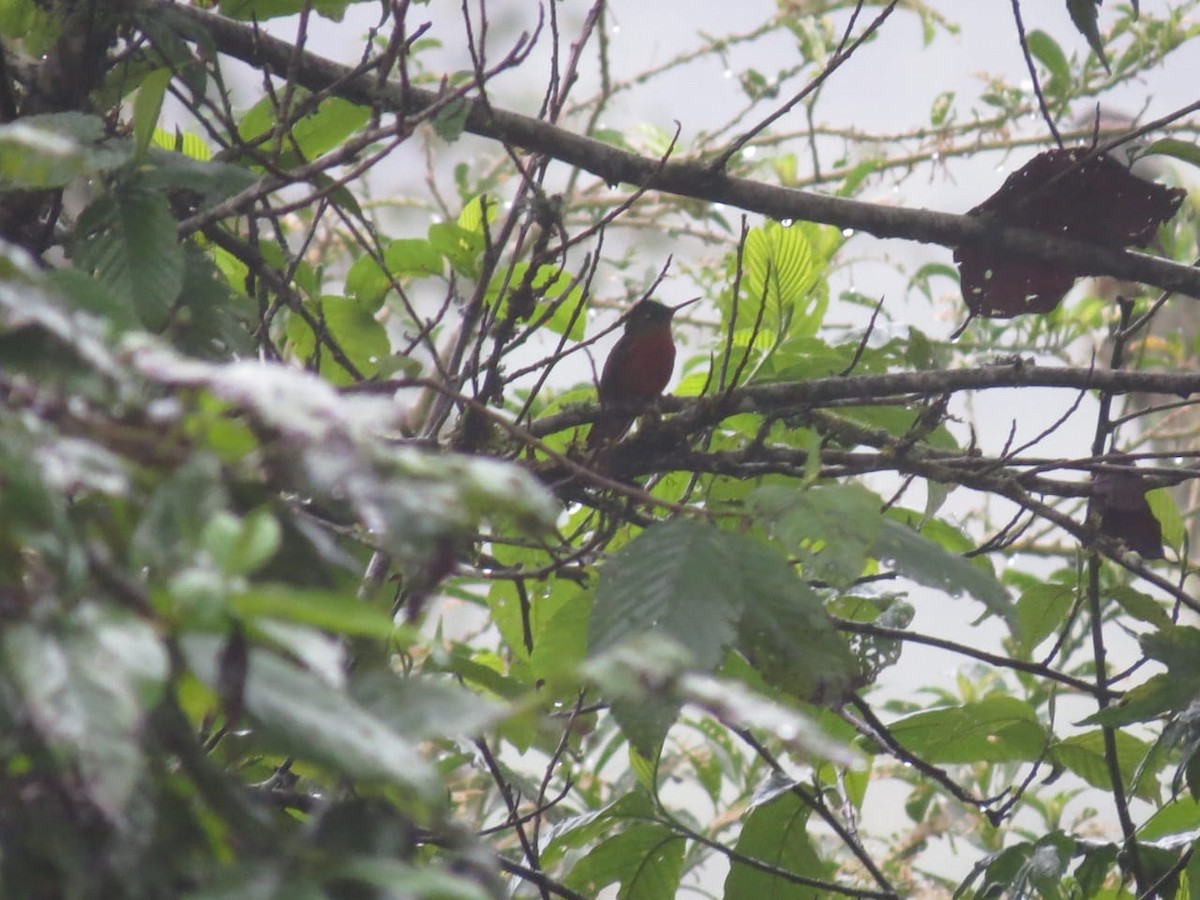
[625,297,698,330]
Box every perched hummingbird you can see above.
[586,298,697,449]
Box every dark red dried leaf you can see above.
[955,147,1185,318]
[1091,461,1164,559]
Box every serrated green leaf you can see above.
[1083,673,1193,727]
[237,92,368,162]
[326,859,492,900]
[346,239,446,309]
[1140,796,1200,842]
[887,697,1047,764]
[1142,626,1200,675]
[139,148,257,204]
[727,532,856,701]
[45,267,139,331]
[582,634,693,755]
[590,518,745,671]
[150,127,212,160]
[74,183,184,328]
[725,793,830,898]
[678,673,859,766]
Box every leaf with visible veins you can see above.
[954,147,1185,318]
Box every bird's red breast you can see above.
[598,328,677,403]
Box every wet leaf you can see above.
[1091,460,1164,559]
[954,147,1184,318]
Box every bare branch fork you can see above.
[165,2,1200,299]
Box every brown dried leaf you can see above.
[1091,460,1165,559]
[955,147,1185,318]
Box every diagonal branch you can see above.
[163,2,1200,299]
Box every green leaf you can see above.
[875,517,1014,628]
[886,697,1047,764]
[220,0,353,24]
[1014,583,1074,657]
[45,266,139,331]
[171,247,256,359]
[139,148,257,205]
[135,350,556,563]
[1111,584,1172,630]
[1139,796,1200,841]
[184,635,441,800]
[678,673,859,766]
[231,585,396,638]
[1083,673,1193,726]
[1142,625,1200,675]
[150,127,212,160]
[727,532,856,701]
[132,68,172,159]
[290,97,370,160]
[590,518,745,672]
[73,182,185,329]
[285,294,390,384]
[582,634,693,755]
[433,96,471,143]
[131,454,228,571]
[1050,729,1156,800]
[1,606,168,821]
[429,221,486,279]
[203,508,281,576]
[725,793,831,898]
[1067,0,1110,73]
[1146,488,1185,551]
[0,112,131,190]
[542,792,657,867]
[352,673,506,740]
[346,239,446,309]
[1026,29,1070,94]
[326,859,493,900]
[749,482,882,588]
[565,824,684,900]
[742,221,819,337]
[238,92,368,162]
[1142,138,1200,171]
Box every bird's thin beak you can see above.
[670,297,701,314]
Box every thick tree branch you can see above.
[529,362,1200,437]
[163,3,1200,298]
